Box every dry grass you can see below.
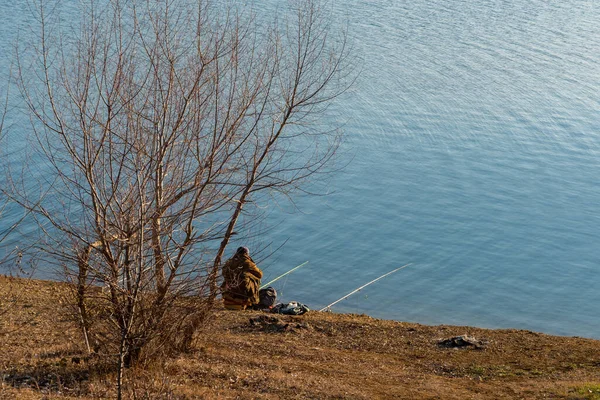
[2,275,600,399]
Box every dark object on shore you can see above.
[249,315,310,333]
[258,286,277,309]
[438,335,485,349]
[271,301,310,315]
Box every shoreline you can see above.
[7,273,594,341]
[2,275,600,399]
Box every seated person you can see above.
[221,247,263,310]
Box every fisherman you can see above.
[221,246,263,310]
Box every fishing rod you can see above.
[260,261,309,289]
[319,263,413,312]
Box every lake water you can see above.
[2,0,600,338]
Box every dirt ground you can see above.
[2,275,600,399]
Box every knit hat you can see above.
[236,246,249,255]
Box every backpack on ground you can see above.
[258,286,277,309]
[271,301,310,315]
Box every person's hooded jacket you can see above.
[221,247,263,309]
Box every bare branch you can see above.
[13,3,353,395]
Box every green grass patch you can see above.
[573,383,600,400]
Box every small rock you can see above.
[249,315,282,326]
[248,315,311,333]
[438,335,485,349]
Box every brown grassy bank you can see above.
[1,275,600,399]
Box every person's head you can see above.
[236,246,249,256]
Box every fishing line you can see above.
[319,263,413,312]
[260,261,309,289]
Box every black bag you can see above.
[271,301,310,315]
[258,286,277,309]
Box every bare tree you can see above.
[13,0,351,396]
[0,80,13,261]
[0,82,13,333]
[0,70,32,336]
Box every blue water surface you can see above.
[2,0,600,338]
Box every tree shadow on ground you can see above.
[1,350,115,395]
